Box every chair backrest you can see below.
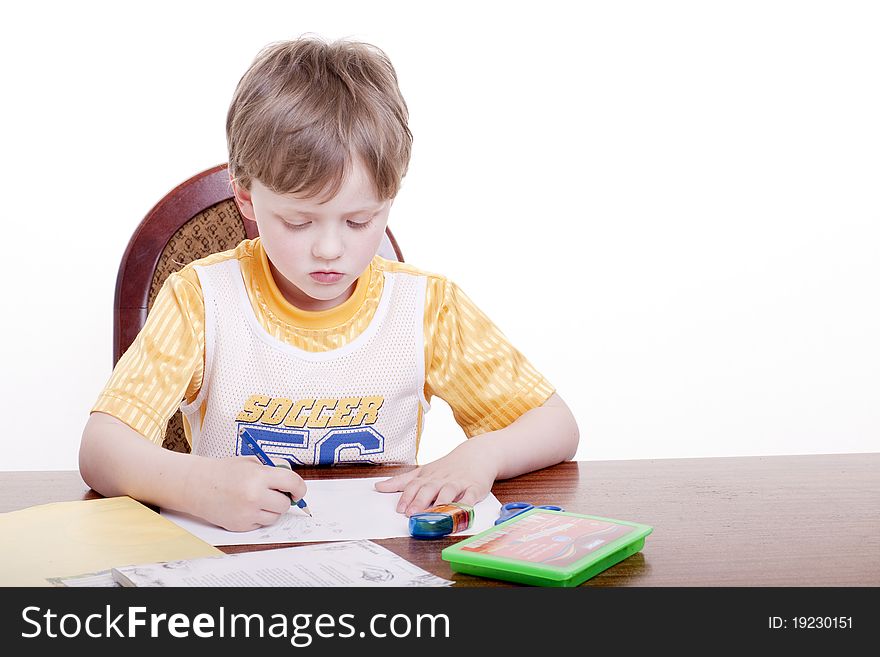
[114,164,404,453]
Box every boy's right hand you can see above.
[186,456,307,532]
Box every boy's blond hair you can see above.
[227,36,412,200]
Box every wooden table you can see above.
[2,453,878,586]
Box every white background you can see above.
[0,1,877,471]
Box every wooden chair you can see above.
[113,164,404,453]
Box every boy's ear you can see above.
[231,178,256,222]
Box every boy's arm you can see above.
[375,392,579,516]
[80,412,308,531]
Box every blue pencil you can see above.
[239,428,311,516]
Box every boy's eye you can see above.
[348,218,373,230]
[282,220,310,230]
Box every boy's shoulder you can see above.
[372,255,448,284]
[186,239,255,270]
[164,239,255,290]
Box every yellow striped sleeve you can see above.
[91,270,206,445]
[423,278,555,437]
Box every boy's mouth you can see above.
[309,272,345,284]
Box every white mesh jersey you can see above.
[180,259,430,465]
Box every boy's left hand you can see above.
[374,441,498,516]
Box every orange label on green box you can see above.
[461,511,637,567]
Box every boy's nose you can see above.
[312,230,344,260]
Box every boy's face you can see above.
[233,159,392,311]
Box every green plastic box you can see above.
[442,508,653,587]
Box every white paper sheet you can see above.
[48,570,120,587]
[161,477,502,546]
[112,540,453,587]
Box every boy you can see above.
[79,37,579,532]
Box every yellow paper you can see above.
[0,496,223,586]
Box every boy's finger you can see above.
[267,468,307,500]
[433,482,460,507]
[395,480,425,514]
[374,468,418,492]
[261,488,296,515]
[403,481,442,516]
[255,509,285,528]
[456,485,484,508]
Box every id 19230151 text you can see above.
[768,616,853,630]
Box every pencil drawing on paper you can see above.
[357,564,394,582]
[256,509,343,542]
